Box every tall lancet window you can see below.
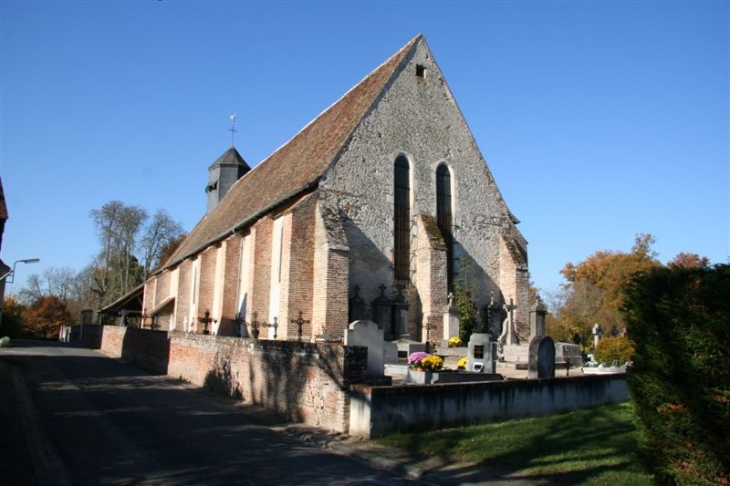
[394,156,411,281]
[436,163,454,290]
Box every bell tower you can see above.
[206,146,250,214]
[206,115,251,214]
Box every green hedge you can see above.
[622,264,730,485]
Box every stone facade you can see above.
[142,35,529,344]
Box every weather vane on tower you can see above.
[229,114,238,147]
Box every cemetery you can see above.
[76,296,629,439]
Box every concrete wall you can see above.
[349,374,629,438]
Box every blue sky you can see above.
[1,0,728,297]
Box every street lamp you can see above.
[1,258,41,284]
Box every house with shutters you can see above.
[141,34,530,345]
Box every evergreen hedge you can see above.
[622,264,730,485]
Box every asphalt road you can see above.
[1,340,417,485]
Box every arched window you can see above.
[394,156,411,281]
[436,164,454,290]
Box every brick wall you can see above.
[251,218,273,323]
[84,326,368,433]
[282,196,316,340]
[313,199,350,340]
[167,333,366,432]
[220,234,242,336]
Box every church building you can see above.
[142,34,530,345]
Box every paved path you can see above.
[1,340,554,486]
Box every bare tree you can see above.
[90,200,148,306]
[21,266,76,303]
[139,209,184,278]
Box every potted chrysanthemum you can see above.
[408,351,430,371]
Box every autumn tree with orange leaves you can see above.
[23,295,73,339]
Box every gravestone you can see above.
[392,284,410,339]
[383,341,398,364]
[345,320,385,376]
[555,342,583,368]
[529,297,547,339]
[468,333,496,373]
[528,335,556,379]
[442,293,459,346]
[348,285,367,323]
[371,284,393,338]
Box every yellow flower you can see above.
[448,336,463,348]
[420,354,444,371]
[457,357,467,369]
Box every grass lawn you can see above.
[375,402,655,485]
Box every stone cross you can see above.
[504,298,517,345]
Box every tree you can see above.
[668,252,710,269]
[556,234,661,348]
[0,296,26,338]
[623,264,730,484]
[90,200,147,306]
[24,295,73,339]
[88,201,184,307]
[139,209,184,278]
[155,233,186,271]
[21,266,76,303]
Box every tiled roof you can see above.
[208,146,250,172]
[161,35,420,270]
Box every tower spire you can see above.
[228,114,238,147]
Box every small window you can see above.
[416,64,426,79]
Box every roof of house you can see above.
[159,34,422,272]
[0,177,7,221]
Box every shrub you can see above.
[622,264,730,485]
[594,336,634,364]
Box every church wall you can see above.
[219,234,242,336]
[250,217,273,325]
[282,196,317,340]
[199,246,217,328]
[414,214,449,342]
[323,40,529,336]
[175,258,193,332]
[312,198,350,339]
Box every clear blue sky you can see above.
[1,0,728,297]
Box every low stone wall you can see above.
[350,374,629,438]
[167,333,367,432]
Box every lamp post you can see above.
[1,258,41,284]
